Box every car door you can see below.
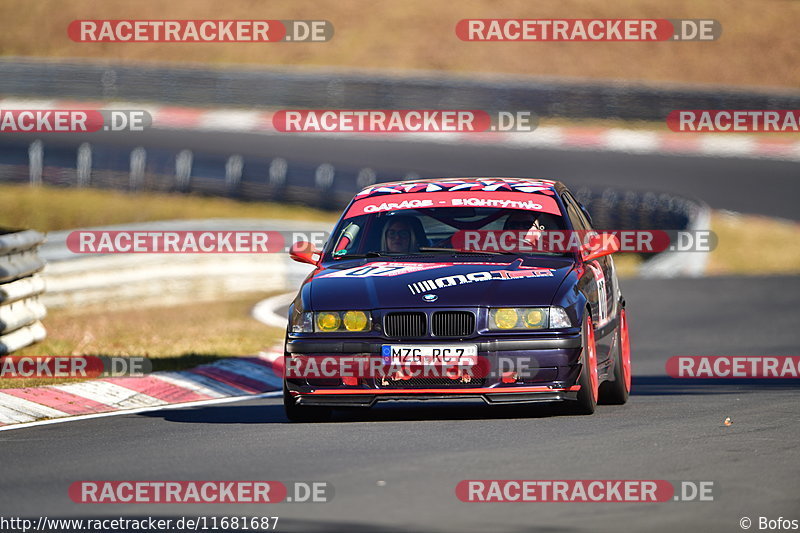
[561,190,619,368]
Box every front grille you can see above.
[432,311,475,337]
[384,312,426,338]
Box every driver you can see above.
[502,211,547,252]
[381,216,419,253]
[503,211,545,231]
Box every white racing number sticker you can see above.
[585,261,608,326]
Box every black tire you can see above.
[570,314,598,415]
[283,382,333,423]
[598,309,631,405]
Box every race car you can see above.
[283,177,631,421]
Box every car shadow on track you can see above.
[326,401,571,423]
[139,399,577,424]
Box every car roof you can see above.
[356,177,563,198]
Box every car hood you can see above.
[306,257,575,309]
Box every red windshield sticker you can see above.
[345,191,561,218]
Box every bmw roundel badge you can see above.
[422,294,438,302]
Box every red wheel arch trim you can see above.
[620,308,632,392]
[586,316,599,402]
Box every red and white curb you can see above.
[252,292,296,329]
[2,98,799,162]
[0,351,284,430]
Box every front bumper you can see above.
[286,337,581,354]
[290,386,581,407]
[285,334,583,407]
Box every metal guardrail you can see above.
[0,140,365,210]
[1,136,710,216]
[1,58,799,120]
[0,229,47,355]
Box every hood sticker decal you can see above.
[407,266,555,294]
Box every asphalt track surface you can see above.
[1,276,799,533]
[3,129,800,220]
[0,131,798,532]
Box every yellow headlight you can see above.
[316,312,341,331]
[493,308,519,330]
[523,309,546,328]
[343,310,369,331]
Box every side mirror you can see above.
[581,233,620,262]
[290,241,321,266]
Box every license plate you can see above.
[381,345,478,366]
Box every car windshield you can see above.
[323,192,569,261]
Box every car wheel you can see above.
[283,382,333,423]
[571,313,599,415]
[598,308,631,405]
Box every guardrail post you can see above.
[315,163,336,209]
[77,142,92,187]
[175,149,193,192]
[268,158,287,188]
[268,157,288,201]
[356,167,376,189]
[28,140,43,187]
[225,154,244,196]
[129,147,146,191]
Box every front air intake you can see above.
[384,312,427,338]
[432,311,475,337]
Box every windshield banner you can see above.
[345,191,561,218]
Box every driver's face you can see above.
[385,221,412,252]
